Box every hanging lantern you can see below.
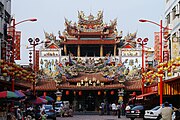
[57,96,61,101]
[59,63,63,67]
[104,91,106,95]
[98,91,101,95]
[172,65,176,69]
[2,73,7,76]
[73,91,76,96]
[171,59,175,63]
[79,91,82,96]
[110,90,114,95]
[167,72,172,76]
[164,67,168,71]
[176,56,180,61]
[66,90,69,95]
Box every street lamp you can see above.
[28,38,50,96]
[139,19,171,105]
[9,18,37,92]
[28,37,41,96]
[137,38,148,95]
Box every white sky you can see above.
[12,0,165,64]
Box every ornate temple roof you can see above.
[62,11,118,38]
[78,11,103,25]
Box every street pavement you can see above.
[55,115,143,120]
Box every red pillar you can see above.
[159,20,163,105]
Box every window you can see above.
[4,10,10,23]
[172,32,176,38]
[166,13,170,24]
[0,2,4,17]
[172,7,176,20]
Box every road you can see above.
[55,115,143,120]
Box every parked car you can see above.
[126,105,146,120]
[42,104,56,120]
[125,104,136,115]
[144,106,161,119]
[144,105,176,120]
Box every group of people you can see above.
[99,101,126,117]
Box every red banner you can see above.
[14,31,21,60]
[154,32,160,61]
[35,50,39,72]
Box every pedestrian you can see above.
[121,102,125,116]
[17,108,22,120]
[39,110,47,120]
[125,103,131,115]
[106,102,111,115]
[160,102,173,120]
[111,102,117,115]
[117,103,121,118]
[174,107,180,120]
[100,101,105,115]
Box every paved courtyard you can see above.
[56,115,143,120]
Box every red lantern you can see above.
[98,91,101,95]
[59,63,63,67]
[73,91,76,96]
[66,90,69,95]
[110,90,114,95]
[78,91,82,96]
[43,92,47,97]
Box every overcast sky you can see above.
[12,0,165,64]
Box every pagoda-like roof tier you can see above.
[57,84,124,90]
[61,40,118,45]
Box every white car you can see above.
[144,106,161,119]
[144,106,175,120]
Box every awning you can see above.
[136,92,158,100]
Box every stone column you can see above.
[100,45,103,57]
[64,45,67,55]
[114,44,117,56]
[77,45,80,57]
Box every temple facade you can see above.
[37,11,155,111]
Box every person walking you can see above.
[117,103,121,118]
[160,102,173,120]
[111,102,117,115]
[100,101,105,115]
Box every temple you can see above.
[33,11,149,111]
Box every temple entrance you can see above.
[85,94,95,111]
[61,90,119,111]
[80,45,100,57]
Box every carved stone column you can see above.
[64,45,67,55]
[100,45,103,57]
[114,44,117,56]
[77,45,80,57]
